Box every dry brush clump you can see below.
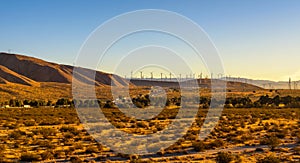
[20,152,42,162]
[192,140,206,152]
[216,152,234,163]
[258,155,281,163]
[260,135,281,151]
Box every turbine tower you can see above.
[150,72,153,80]
[289,77,292,90]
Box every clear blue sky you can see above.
[1,0,300,81]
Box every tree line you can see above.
[0,98,74,108]
[1,95,300,108]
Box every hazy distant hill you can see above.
[223,77,299,89]
[130,78,262,91]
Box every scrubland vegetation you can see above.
[0,89,300,162]
[0,108,299,162]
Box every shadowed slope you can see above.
[0,53,129,87]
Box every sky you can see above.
[0,0,300,81]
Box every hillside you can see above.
[0,65,39,86]
[0,52,265,101]
[0,52,129,87]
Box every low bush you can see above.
[260,136,280,150]
[85,146,99,153]
[192,141,205,152]
[208,139,225,149]
[41,151,54,160]
[216,152,233,163]
[20,152,41,161]
[60,126,80,135]
[258,155,280,163]
[9,130,26,139]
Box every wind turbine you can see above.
[289,77,292,90]
[140,71,143,79]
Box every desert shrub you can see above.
[267,137,280,150]
[208,139,225,149]
[9,130,26,139]
[20,152,41,161]
[293,146,300,155]
[240,134,254,142]
[83,136,94,141]
[216,152,233,163]
[157,149,165,156]
[33,140,54,148]
[41,151,54,160]
[0,144,6,151]
[54,151,66,159]
[70,156,83,163]
[24,120,35,126]
[39,120,61,125]
[64,132,74,139]
[114,122,126,128]
[74,142,83,149]
[240,121,246,128]
[34,128,57,138]
[136,121,148,128]
[260,136,280,150]
[192,141,205,152]
[0,154,6,162]
[3,123,18,129]
[117,153,130,158]
[255,148,264,152]
[258,155,280,163]
[219,126,231,133]
[275,132,286,139]
[60,126,80,135]
[103,100,116,108]
[129,154,142,163]
[155,124,165,131]
[85,146,99,153]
